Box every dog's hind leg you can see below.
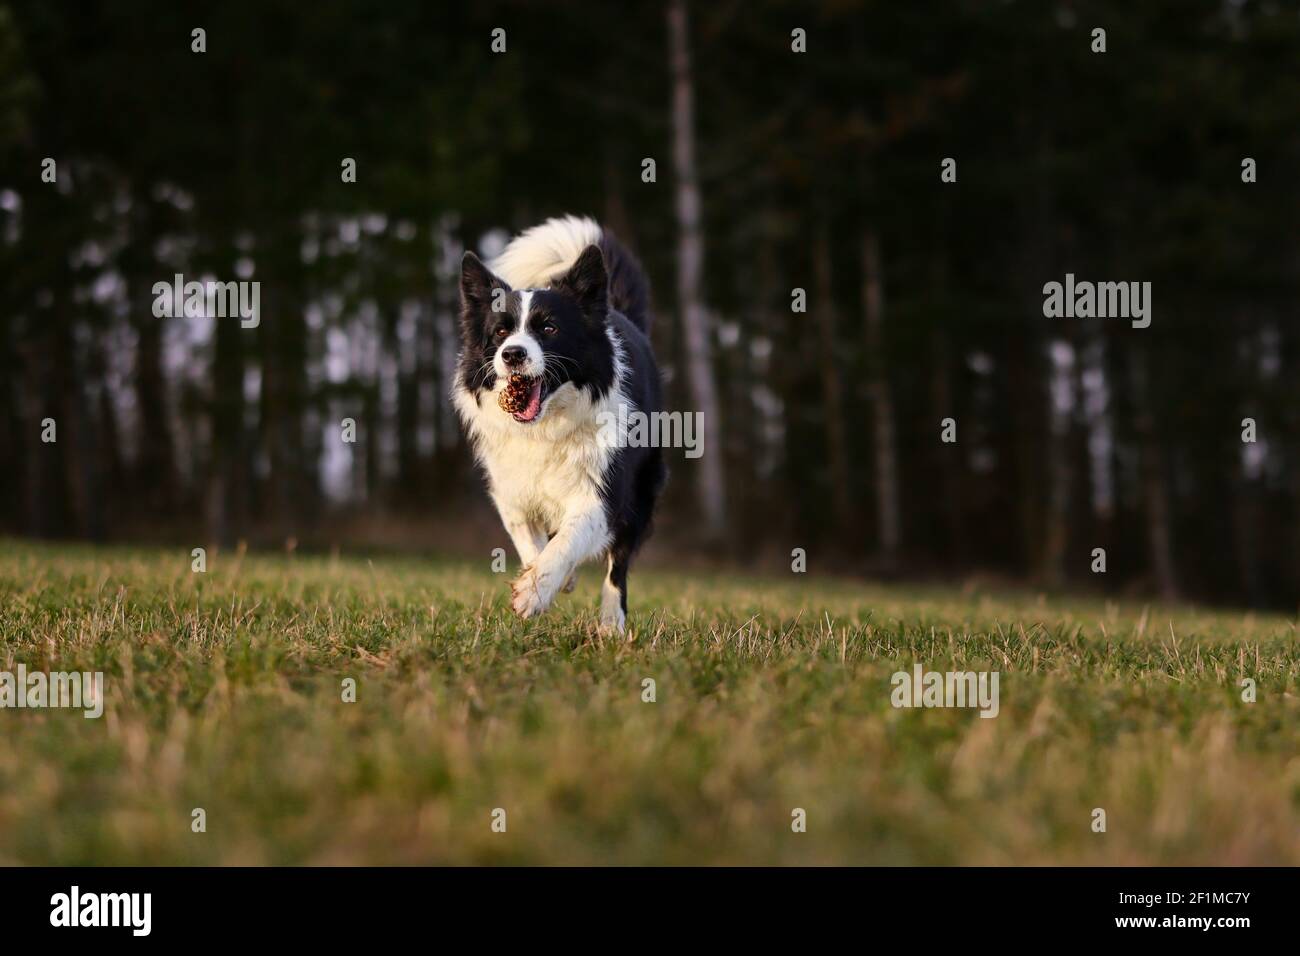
[599,550,629,634]
[598,450,664,633]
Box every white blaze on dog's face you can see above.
[493,291,544,379]
[491,290,548,422]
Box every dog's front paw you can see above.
[510,566,553,619]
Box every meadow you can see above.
[0,539,1295,865]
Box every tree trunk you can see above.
[0,328,18,531]
[861,230,900,562]
[1042,340,1074,587]
[395,315,419,505]
[1129,348,1179,601]
[208,283,245,548]
[1231,464,1262,605]
[126,196,176,517]
[811,225,853,531]
[133,308,176,513]
[264,280,307,534]
[667,0,726,536]
[930,328,966,566]
[94,353,125,526]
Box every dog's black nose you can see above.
[500,345,528,367]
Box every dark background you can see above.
[1,1,1296,608]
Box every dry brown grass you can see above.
[0,539,1295,864]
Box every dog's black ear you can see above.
[459,252,510,335]
[553,244,608,322]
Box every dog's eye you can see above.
[541,323,557,336]
[494,326,510,339]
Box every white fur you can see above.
[490,216,603,289]
[458,219,641,629]
[494,291,544,378]
[600,555,625,633]
[495,332,544,379]
[453,329,633,626]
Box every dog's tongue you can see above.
[512,379,543,422]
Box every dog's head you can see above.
[458,244,615,423]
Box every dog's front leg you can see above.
[511,505,608,619]
[499,507,548,569]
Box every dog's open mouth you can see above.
[498,373,545,423]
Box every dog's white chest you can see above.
[455,381,618,534]
[480,430,605,531]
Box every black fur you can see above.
[597,232,651,335]
[457,232,666,621]
[600,306,667,615]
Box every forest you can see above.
[1,0,1297,608]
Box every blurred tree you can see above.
[1,0,1296,607]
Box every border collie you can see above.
[453,216,667,632]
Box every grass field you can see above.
[0,538,1296,865]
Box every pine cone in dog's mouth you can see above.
[498,373,545,422]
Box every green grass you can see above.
[0,538,1296,865]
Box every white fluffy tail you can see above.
[490,215,603,289]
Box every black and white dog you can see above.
[453,216,667,632]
